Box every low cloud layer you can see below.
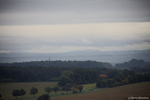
[0,22,150,53]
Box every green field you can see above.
[82,83,97,90]
[0,82,97,100]
[0,81,58,100]
[0,82,150,100]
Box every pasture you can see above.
[0,81,58,100]
[0,81,150,100]
[0,82,97,100]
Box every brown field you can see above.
[0,82,150,100]
[51,82,150,100]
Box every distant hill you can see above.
[0,49,150,64]
[115,59,150,73]
[115,59,146,68]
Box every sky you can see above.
[0,0,150,53]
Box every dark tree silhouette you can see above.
[64,83,72,94]
[12,89,21,99]
[53,87,59,94]
[20,89,26,98]
[78,85,83,92]
[30,87,38,97]
[37,94,50,100]
[45,87,52,95]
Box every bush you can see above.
[62,93,64,95]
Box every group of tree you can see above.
[12,86,60,99]
[0,66,99,83]
[36,86,60,100]
[1,62,149,84]
[72,85,83,93]
[37,86,59,100]
[11,85,83,100]
[115,59,150,73]
[12,89,26,99]
[12,87,38,99]
[0,60,112,82]
[115,59,150,70]
[0,66,61,82]
[38,84,83,100]
[96,69,150,88]
[44,86,59,94]
[30,87,38,97]
[131,65,150,73]
[58,68,98,88]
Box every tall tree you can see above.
[53,87,59,94]
[30,87,38,97]
[12,89,21,99]
[58,77,73,87]
[64,83,72,94]
[20,89,26,98]
[78,85,83,92]
[45,87,52,95]
[96,77,103,88]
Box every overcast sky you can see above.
[0,0,150,53]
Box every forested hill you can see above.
[115,59,150,73]
[0,60,112,68]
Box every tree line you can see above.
[0,66,61,82]
[58,68,98,88]
[115,59,150,73]
[12,86,58,99]
[0,60,112,68]
[0,66,108,83]
[1,65,150,84]
[96,69,150,88]
[115,59,149,68]
[11,85,83,100]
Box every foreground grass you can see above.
[0,82,150,100]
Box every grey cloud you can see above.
[0,0,150,25]
[1,34,149,52]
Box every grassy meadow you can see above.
[0,81,58,100]
[0,81,150,100]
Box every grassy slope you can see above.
[0,82,150,100]
[82,83,97,90]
